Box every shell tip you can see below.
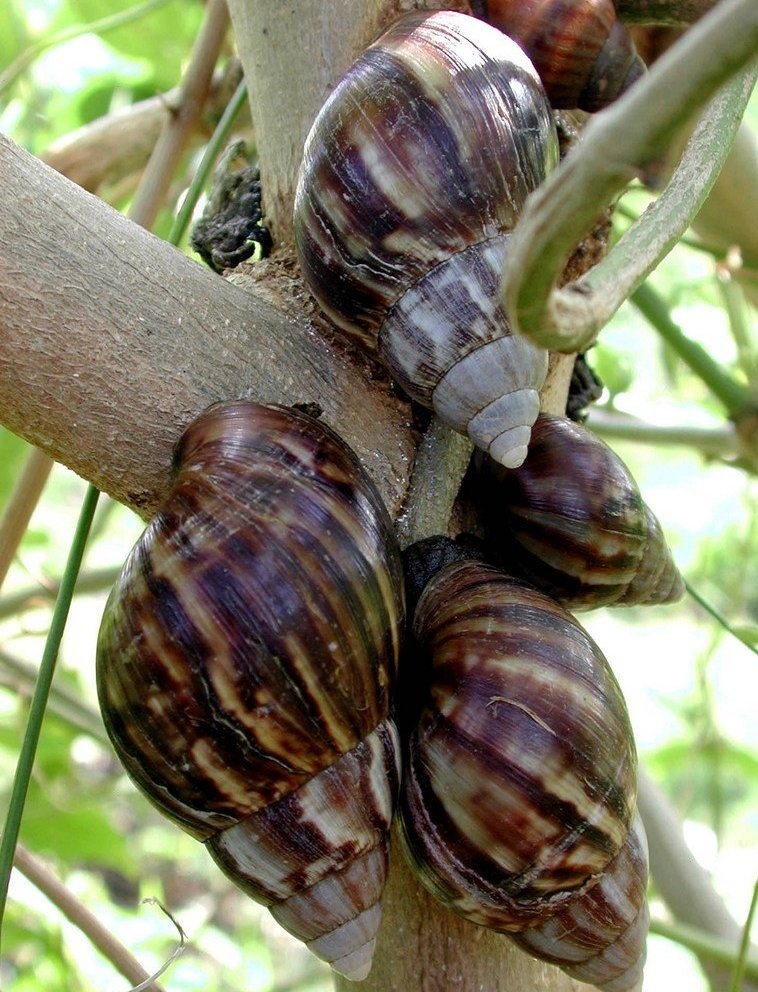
[330,939,377,982]
[495,444,528,469]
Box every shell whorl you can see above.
[513,812,649,991]
[476,0,646,111]
[96,401,405,980]
[294,10,558,468]
[399,559,638,932]
[476,414,685,609]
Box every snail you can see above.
[472,0,646,111]
[474,413,685,609]
[294,10,558,469]
[96,401,406,981]
[398,555,648,990]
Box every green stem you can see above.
[649,917,758,980]
[0,0,174,97]
[685,579,758,659]
[719,275,758,387]
[631,281,752,415]
[0,483,99,948]
[502,0,758,352]
[730,879,758,991]
[168,78,249,248]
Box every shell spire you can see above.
[294,11,558,468]
[475,414,685,609]
[97,401,406,980]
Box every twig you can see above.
[168,76,248,246]
[128,0,231,230]
[731,880,758,992]
[502,0,758,353]
[395,418,473,549]
[638,768,758,991]
[41,61,244,196]
[0,446,54,592]
[630,282,752,416]
[649,917,758,980]
[0,564,121,621]
[685,580,758,658]
[11,844,167,992]
[586,407,740,458]
[0,649,110,745]
[0,0,173,97]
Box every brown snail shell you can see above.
[475,414,684,609]
[474,0,646,110]
[400,558,638,926]
[96,401,405,981]
[398,556,647,989]
[513,813,649,991]
[294,10,558,469]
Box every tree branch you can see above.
[0,134,414,519]
[12,843,167,992]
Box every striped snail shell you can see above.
[475,414,684,609]
[513,813,649,991]
[473,0,646,111]
[96,401,405,981]
[294,10,558,469]
[398,556,647,990]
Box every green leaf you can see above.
[734,625,758,647]
[67,0,204,92]
[20,795,131,872]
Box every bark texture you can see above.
[0,134,414,518]
[335,830,592,992]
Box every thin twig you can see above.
[586,408,740,459]
[0,447,54,592]
[630,282,752,416]
[395,418,473,549]
[128,0,231,230]
[168,76,248,246]
[638,769,758,991]
[502,0,758,353]
[731,880,758,992]
[649,917,758,980]
[0,0,173,97]
[0,564,121,621]
[0,649,110,745]
[12,844,167,992]
[685,579,758,658]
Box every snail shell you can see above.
[400,558,638,928]
[475,414,684,609]
[513,813,649,991]
[96,401,406,981]
[474,0,646,111]
[294,10,558,469]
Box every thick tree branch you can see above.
[0,134,414,518]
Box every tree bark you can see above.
[0,134,414,519]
